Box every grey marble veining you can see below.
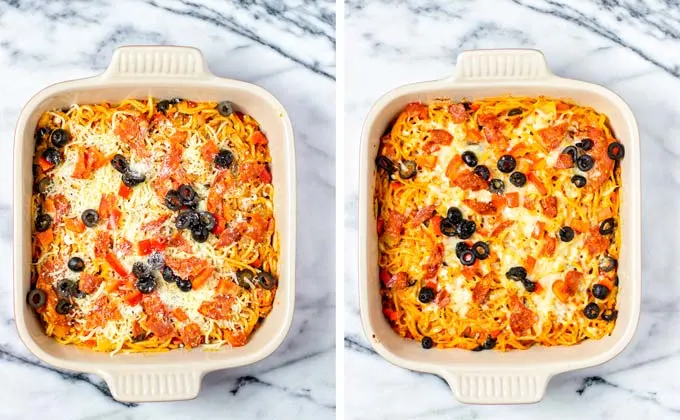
[0,1,335,419]
[345,0,680,418]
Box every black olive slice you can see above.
[421,336,434,349]
[136,276,157,294]
[599,218,616,235]
[161,266,175,282]
[191,225,210,243]
[35,214,52,232]
[506,266,527,282]
[164,190,182,211]
[111,154,129,174]
[558,226,575,242]
[599,256,617,273]
[132,262,152,279]
[473,165,490,181]
[509,172,527,187]
[462,151,478,167]
[36,178,51,194]
[148,252,165,270]
[35,127,49,143]
[418,287,435,303]
[122,171,146,187]
[42,147,61,165]
[67,257,85,272]
[446,207,463,225]
[522,278,537,292]
[256,271,277,290]
[601,309,618,322]
[482,335,497,349]
[562,145,578,162]
[457,220,476,240]
[497,155,516,173]
[489,179,505,195]
[455,242,469,258]
[398,160,418,179]
[583,302,600,319]
[459,249,476,266]
[576,138,594,151]
[50,129,70,148]
[471,241,489,260]
[176,210,199,230]
[156,100,170,113]
[235,269,255,289]
[376,156,396,174]
[440,218,457,237]
[507,108,523,116]
[176,278,193,292]
[217,101,234,116]
[571,175,587,188]
[576,155,595,171]
[198,211,216,230]
[607,142,625,160]
[592,284,610,300]
[214,149,234,168]
[55,299,73,315]
[81,209,100,227]
[27,289,47,309]
[56,279,77,298]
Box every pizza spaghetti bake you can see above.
[29,97,278,353]
[375,97,625,351]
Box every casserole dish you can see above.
[358,49,640,404]
[14,46,296,402]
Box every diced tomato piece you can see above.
[585,232,610,255]
[118,182,132,199]
[525,256,537,274]
[532,221,545,239]
[105,252,128,278]
[35,229,53,247]
[216,278,239,295]
[123,290,143,306]
[414,155,437,170]
[379,268,391,285]
[191,266,214,290]
[64,218,86,234]
[383,307,399,322]
[528,172,548,195]
[226,329,248,347]
[37,156,54,172]
[506,192,520,208]
[249,131,268,145]
[491,220,513,236]
[430,215,443,236]
[172,308,189,322]
[137,238,167,256]
[542,236,557,257]
[572,219,589,233]
[376,217,385,236]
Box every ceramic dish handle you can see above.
[103,46,213,79]
[440,370,552,404]
[451,49,553,82]
[101,369,202,402]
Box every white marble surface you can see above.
[345,0,680,418]
[0,1,335,419]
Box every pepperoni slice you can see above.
[508,295,537,335]
[472,275,492,304]
[449,103,467,123]
[409,205,436,227]
[463,199,497,215]
[80,273,104,294]
[537,123,568,150]
[404,102,429,119]
[179,323,203,348]
[540,196,558,218]
[453,170,489,191]
[198,295,236,320]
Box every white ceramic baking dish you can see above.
[358,49,641,404]
[13,46,296,402]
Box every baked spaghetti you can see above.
[375,97,624,351]
[29,97,278,353]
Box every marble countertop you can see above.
[345,0,680,418]
[0,1,335,419]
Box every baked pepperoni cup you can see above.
[13,46,296,402]
[358,49,640,404]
